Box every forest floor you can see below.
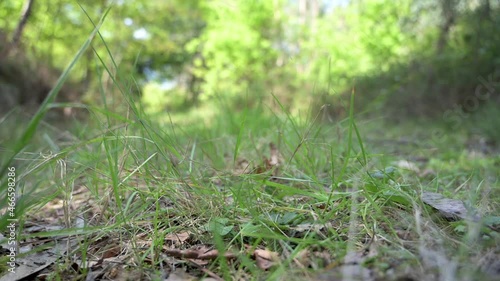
[0,104,499,281]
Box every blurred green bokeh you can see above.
[0,0,498,124]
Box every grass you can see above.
[1,88,499,280]
[1,21,499,281]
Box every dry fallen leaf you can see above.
[421,191,480,221]
[163,245,238,260]
[0,237,78,281]
[254,249,280,270]
[165,231,191,245]
[101,244,121,259]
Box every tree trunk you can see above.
[12,0,35,48]
[436,0,456,54]
[0,0,35,60]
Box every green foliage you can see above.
[141,82,168,114]
[0,1,22,31]
[187,0,278,99]
[2,2,499,279]
[350,0,413,68]
[0,0,498,119]
[350,0,500,118]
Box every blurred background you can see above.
[0,0,499,136]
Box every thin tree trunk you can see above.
[436,0,456,54]
[0,0,35,60]
[12,0,35,48]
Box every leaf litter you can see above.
[1,140,499,281]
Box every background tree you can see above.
[0,0,497,120]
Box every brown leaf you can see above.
[165,231,191,245]
[421,191,480,221]
[187,258,209,266]
[254,249,280,270]
[101,244,121,259]
[199,249,223,260]
[0,237,78,281]
[163,245,238,261]
[164,248,200,259]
